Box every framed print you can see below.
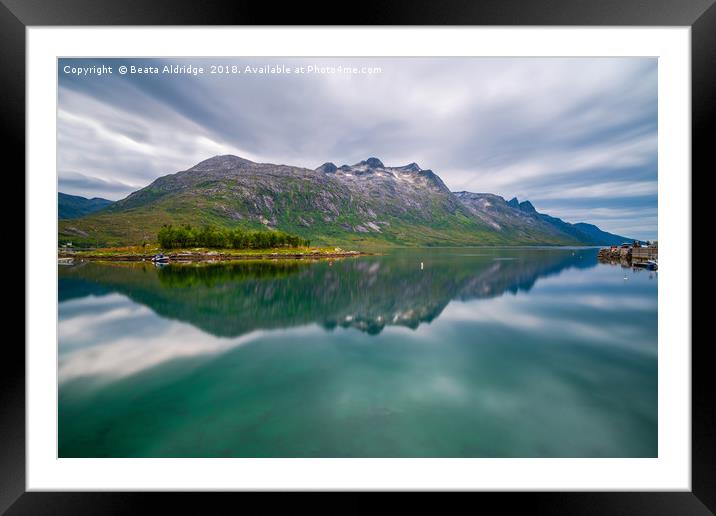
[6,0,710,512]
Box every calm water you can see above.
[58,247,657,457]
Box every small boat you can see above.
[647,259,658,270]
[151,253,169,263]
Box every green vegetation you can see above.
[157,224,310,250]
[156,261,303,288]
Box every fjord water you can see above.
[58,248,657,457]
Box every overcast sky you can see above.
[58,57,657,239]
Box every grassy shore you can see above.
[58,244,367,262]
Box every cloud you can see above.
[58,171,140,199]
[57,57,657,238]
[534,181,657,200]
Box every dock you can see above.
[631,247,658,262]
[598,243,657,268]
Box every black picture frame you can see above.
[4,0,709,512]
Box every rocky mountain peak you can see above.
[189,154,254,172]
[518,200,536,214]
[315,162,338,174]
[354,157,385,169]
[400,162,421,172]
[505,196,537,214]
[455,191,503,202]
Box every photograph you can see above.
[56,56,658,458]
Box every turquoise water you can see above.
[58,247,657,457]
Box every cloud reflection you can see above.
[59,294,268,382]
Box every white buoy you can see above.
[420,262,424,270]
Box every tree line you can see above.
[157,224,310,249]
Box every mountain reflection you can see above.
[58,248,597,338]
[58,248,658,458]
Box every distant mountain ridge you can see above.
[58,192,113,220]
[58,155,634,247]
[457,192,631,246]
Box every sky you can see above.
[58,57,657,240]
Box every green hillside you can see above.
[58,155,594,248]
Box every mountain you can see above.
[58,192,113,220]
[454,192,575,242]
[58,155,633,247]
[503,194,633,245]
[571,223,633,246]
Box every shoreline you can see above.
[58,247,368,263]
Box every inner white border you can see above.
[27,27,691,491]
